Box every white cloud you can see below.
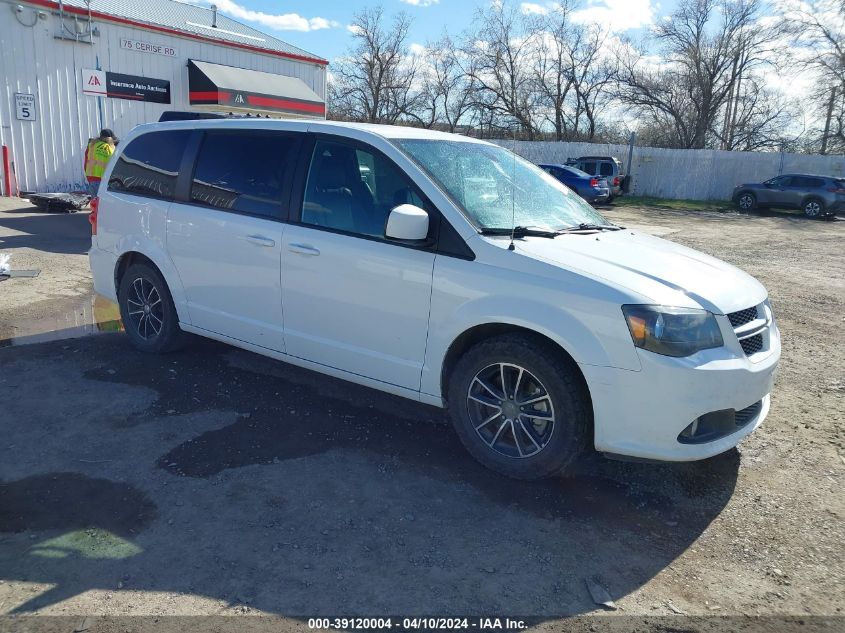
[399,0,440,6]
[520,2,549,15]
[572,0,655,32]
[207,0,340,32]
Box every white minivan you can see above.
[88,119,780,479]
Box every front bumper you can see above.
[581,320,780,461]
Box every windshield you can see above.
[394,139,609,231]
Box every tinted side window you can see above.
[599,162,614,176]
[805,178,824,189]
[108,130,190,200]
[581,161,597,175]
[190,132,297,218]
[301,141,427,238]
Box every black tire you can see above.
[736,191,756,211]
[802,197,825,218]
[117,262,184,353]
[446,333,591,480]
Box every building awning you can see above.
[188,60,325,118]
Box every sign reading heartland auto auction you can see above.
[81,68,171,104]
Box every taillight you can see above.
[613,176,620,186]
[590,177,599,187]
[89,196,99,235]
[827,187,845,194]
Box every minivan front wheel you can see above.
[447,334,590,479]
[118,263,183,353]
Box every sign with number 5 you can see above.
[14,93,36,121]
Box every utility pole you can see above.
[821,87,837,155]
[625,131,636,194]
[722,54,740,150]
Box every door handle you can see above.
[245,235,276,247]
[288,243,321,256]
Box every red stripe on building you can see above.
[246,95,325,114]
[106,93,144,100]
[189,90,231,102]
[24,0,329,66]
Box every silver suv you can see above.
[733,174,844,218]
[565,156,627,202]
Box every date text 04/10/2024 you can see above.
[307,618,528,631]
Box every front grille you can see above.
[728,306,758,328]
[735,400,763,427]
[740,333,763,355]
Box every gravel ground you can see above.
[0,198,842,630]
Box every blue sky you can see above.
[191,1,676,62]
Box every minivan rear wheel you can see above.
[118,263,184,353]
[447,334,590,479]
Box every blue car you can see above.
[538,163,610,205]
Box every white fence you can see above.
[489,140,845,201]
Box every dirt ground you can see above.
[0,197,843,630]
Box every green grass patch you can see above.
[615,196,733,212]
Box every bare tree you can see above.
[329,7,419,124]
[713,80,801,151]
[782,0,845,153]
[616,0,785,149]
[530,2,576,140]
[413,34,479,132]
[463,3,540,138]
[568,23,616,140]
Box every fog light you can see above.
[678,409,735,444]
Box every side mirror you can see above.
[385,204,429,242]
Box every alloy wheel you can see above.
[126,277,164,340]
[466,363,556,459]
[805,200,822,217]
[739,194,754,210]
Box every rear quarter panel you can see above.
[95,190,190,324]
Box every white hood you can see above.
[508,229,767,315]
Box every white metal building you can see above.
[1,0,328,193]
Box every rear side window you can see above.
[581,161,597,175]
[108,130,190,200]
[190,131,298,218]
[789,176,821,188]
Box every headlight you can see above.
[622,305,723,357]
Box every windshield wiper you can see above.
[479,225,563,238]
[558,223,624,232]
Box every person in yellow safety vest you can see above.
[84,128,118,196]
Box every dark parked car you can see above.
[733,174,845,218]
[539,163,610,205]
[565,156,627,201]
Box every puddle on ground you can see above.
[0,295,123,348]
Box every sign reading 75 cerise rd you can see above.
[120,38,177,57]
